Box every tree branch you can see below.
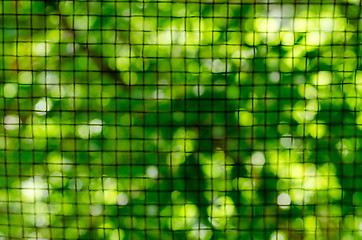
[58,12,128,87]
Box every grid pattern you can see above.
[0,0,361,239]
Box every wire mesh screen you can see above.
[0,0,361,239]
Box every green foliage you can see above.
[0,0,361,239]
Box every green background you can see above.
[0,0,361,239]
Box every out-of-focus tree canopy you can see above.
[0,0,362,239]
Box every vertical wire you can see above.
[72,1,79,239]
[287,0,293,238]
[156,1,162,239]
[142,0,147,238]
[352,4,361,240]
[184,1,188,238]
[43,1,52,239]
[305,1,316,239]
[0,0,10,234]
[236,3,242,239]
[86,1,92,238]
[327,2,335,238]
[15,0,24,238]
[128,0,133,238]
[251,1,256,238]
[264,1,269,239]
[58,1,66,238]
[211,0,215,237]
[225,1,229,239]
[99,1,106,239]
[170,1,175,239]
[1,0,11,236]
[197,1,202,239]
[339,1,347,240]
[114,0,120,237]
